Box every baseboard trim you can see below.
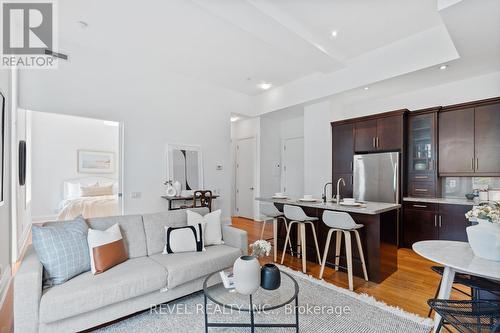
[0,266,12,310]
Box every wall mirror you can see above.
[166,144,203,191]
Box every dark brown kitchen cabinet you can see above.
[403,201,471,247]
[333,173,353,199]
[474,103,500,174]
[407,109,440,198]
[439,108,475,174]
[354,114,404,152]
[439,98,500,176]
[403,205,438,246]
[332,123,354,173]
[354,120,377,152]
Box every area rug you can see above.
[95,265,433,333]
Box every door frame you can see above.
[235,136,258,220]
[280,136,304,196]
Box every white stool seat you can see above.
[319,210,369,291]
[260,203,291,262]
[281,205,322,274]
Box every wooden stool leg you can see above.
[296,224,301,257]
[273,218,278,262]
[281,221,296,265]
[260,220,267,240]
[335,231,342,271]
[343,231,354,291]
[353,229,368,281]
[319,229,334,280]
[307,222,322,264]
[300,223,307,273]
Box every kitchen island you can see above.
[256,197,401,283]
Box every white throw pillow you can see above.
[187,209,223,246]
[163,224,205,254]
[66,182,81,198]
[87,223,123,274]
[80,184,114,197]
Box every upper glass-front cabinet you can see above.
[408,113,437,173]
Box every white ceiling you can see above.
[23,0,500,114]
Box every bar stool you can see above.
[280,205,322,274]
[260,203,293,262]
[319,210,368,291]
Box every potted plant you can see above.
[465,202,500,261]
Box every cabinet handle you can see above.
[471,158,474,171]
[350,161,353,171]
[376,137,379,148]
[415,188,428,192]
[439,215,442,228]
[372,137,376,148]
[475,157,479,171]
[434,215,437,227]
[413,204,427,208]
[414,176,428,179]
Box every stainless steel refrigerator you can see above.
[353,152,399,204]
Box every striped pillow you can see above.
[163,224,204,254]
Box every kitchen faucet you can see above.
[336,178,346,204]
[322,182,332,203]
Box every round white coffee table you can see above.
[413,240,500,332]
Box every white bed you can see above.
[57,177,120,221]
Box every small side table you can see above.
[413,240,500,333]
[161,194,219,210]
[203,270,299,333]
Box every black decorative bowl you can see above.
[260,264,281,290]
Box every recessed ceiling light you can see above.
[439,64,448,70]
[363,87,369,90]
[230,116,240,122]
[259,82,272,90]
[331,30,338,38]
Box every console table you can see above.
[161,194,219,210]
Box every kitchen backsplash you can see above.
[442,177,500,198]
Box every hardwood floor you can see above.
[232,216,468,318]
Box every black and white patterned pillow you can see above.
[162,224,205,254]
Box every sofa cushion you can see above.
[87,215,147,258]
[143,208,208,255]
[150,244,240,289]
[39,257,167,324]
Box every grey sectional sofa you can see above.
[14,208,248,333]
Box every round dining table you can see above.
[413,240,500,333]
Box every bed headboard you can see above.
[63,177,118,199]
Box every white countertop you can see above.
[413,240,500,280]
[404,197,476,206]
[256,197,400,215]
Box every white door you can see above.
[236,137,255,219]
[282,137,304,198]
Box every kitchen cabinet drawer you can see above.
[409,182,436,197]
[403,201,438,211]
[410,174,433,182]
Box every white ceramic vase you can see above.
[233,255,261,295]
[466,219,500,261]
[173,181,182,196]
[165,184,176,197]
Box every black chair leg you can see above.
[429,279,443,317]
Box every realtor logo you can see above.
[1,0,57,68]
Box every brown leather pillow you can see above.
[92,239,128,274]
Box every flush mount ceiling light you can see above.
[230,116,240,122]
[439,64,448,70]
[331,30,338,38]
[363,87,369,90]
[258,82,272,90]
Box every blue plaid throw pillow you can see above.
[32,216,91,286]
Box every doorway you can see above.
[282,137,304,198]
[235,137,256,219]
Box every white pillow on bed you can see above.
[80,184,114,197]
[66,183,82,198]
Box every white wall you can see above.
[302,71,500,198]
[30,112,119,219]
[304,100,332,197]
[0,69,12,310]
[19,70,252,223]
